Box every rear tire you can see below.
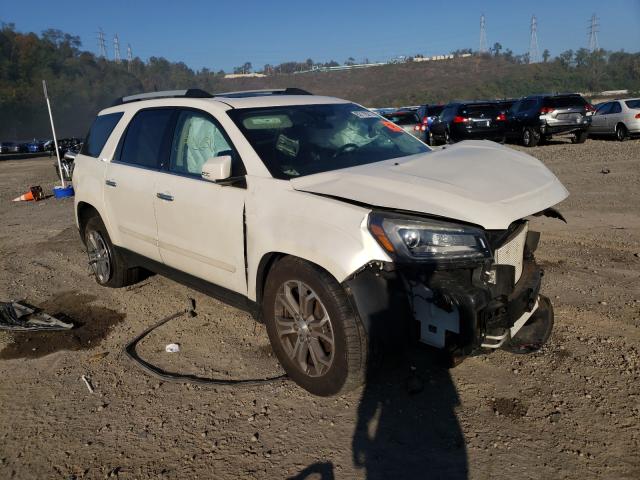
[262,257,367,396]
[427,130,436,146]
[444,129,452,144]
[571,130,588,144]
[522,127,540,147]
[83,215,143,288]
[615,124,628,142]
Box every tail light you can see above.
[453,116,469,123]
[635,113,640,119]
[540,106,554,114]
[420,125,427,131]
[496,113,506,121]
[586,104,596,112]
[414,125,420,131]
[421,116,429,124]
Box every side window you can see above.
[81,112,124,158]
[595,103,612,115]
[520,99,537,112]
[440,106,454,121]
[119,109,174,169]
[170,110,245,177]
[609,102,622,114]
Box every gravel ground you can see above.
[0,138,639,479]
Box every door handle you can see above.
[156,192,174,201]
[105,179,117,187]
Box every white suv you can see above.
[74,88,568,396]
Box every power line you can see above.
[529,15,540,63]
[97,29,107,58]
[114,34,121,63]
[479,14,488,53]
[588,13,599,52]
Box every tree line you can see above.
[1,22,639,139]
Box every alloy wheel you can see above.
[86,230,111,283]
[274,280,335,377]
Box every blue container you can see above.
[53,185,74,198]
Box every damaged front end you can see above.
[344,212,555,362]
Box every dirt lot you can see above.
[1,139,639,480]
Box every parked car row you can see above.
[380,94,639,147]
[0,137,82,155]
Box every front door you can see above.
[154,108,248,294]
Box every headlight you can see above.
[368,211,491,265]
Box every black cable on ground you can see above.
[124,307,288,386]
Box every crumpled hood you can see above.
[290,140,569,230]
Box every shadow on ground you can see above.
[351,346,467,479]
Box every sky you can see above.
[1,0,639,71]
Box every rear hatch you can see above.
[459,103,503,131]
[383,111,420,136]
[543,95,588,125]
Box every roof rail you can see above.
[112,89,213,106]
[213,87,312,98]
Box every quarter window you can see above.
[81,112,124,158]
[169,110,239,176]
[119,109,174,169]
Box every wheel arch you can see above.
[254,252,343,308]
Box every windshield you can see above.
[625,99,640,109]
[228,103,430,179]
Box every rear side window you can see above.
[384,113,417,125]
[81,112,124,158]
[460,104,498,117]
[544,96,587,108]
[118,109,174,169]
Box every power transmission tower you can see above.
[114,34,121,63]
[479,14,488,53]
[529,15,540,63]
[588,13,599,52]
[97,29,107,58]
[127,44,133,72]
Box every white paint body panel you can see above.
[291,140,568,230]
[154,174,247,293]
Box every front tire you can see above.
[615,124,628,142]
[84,215,143,288]
[262,257,367,396]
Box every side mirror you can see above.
[201,155,231,182]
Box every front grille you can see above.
[494,222,528,283]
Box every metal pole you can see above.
[43,80,65,188]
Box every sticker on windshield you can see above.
[381,120,403,133]
[351,110,378,118]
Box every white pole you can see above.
[43,80,65,188]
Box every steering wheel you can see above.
[332,143,359,159]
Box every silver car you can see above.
[589,98,640,141]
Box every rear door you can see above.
[606,101,622,132]
[154,108,248,294]
[103,108,174,262]
[591,102,612,133]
